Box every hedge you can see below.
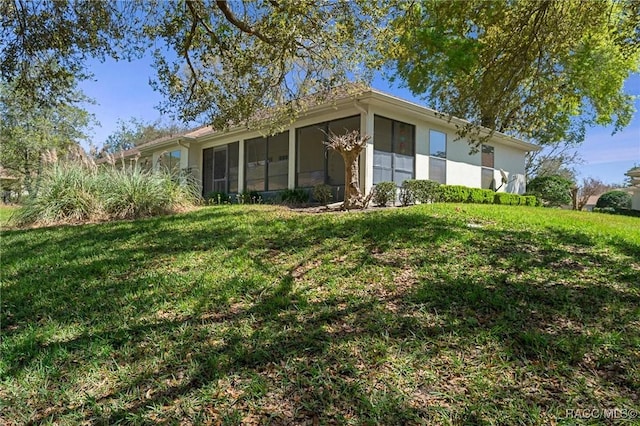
[593,207,640,217]
[396,179,539,208]
[440,185,472,203]
[372,182,397,207]
[468,188,496,204]
[493,192,522,205]
[401,179,442,205]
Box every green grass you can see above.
[0,205,17,227]
[1,204,639,425]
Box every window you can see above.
[296,125,325,187]
[481,145,495,189]
[245,137,266,191]
[228,142,239,193]
[429,157,446,184]
[482,168,495,190]
[429,130,446,158]
[159,149,181,171]
[202,142,239,195]
[296,115,360,198]
[268,132,289,190]
[373,116,415,185]
[428,130,447,184]
[482,145,494,168]
[245,132,289,192]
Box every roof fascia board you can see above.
[360,90,540,152]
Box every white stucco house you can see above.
[625,167,640,210]
[107,87,540,201]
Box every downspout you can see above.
[353,100,368,115]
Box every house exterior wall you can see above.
[496,144,527,194]
[362,102,530,194]
[631,188,640,211]
[446,139,481,188]
[134,91,536,197]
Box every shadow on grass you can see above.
[1,205,639,424]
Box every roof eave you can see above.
[361,89,540,152]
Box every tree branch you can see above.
[215,0,274,44]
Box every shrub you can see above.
[204,191,230,205]
[372,182,397,207]
[493,192,521,205]
[401,179,441,205]
[526,175,573,207]
[15,161,200,226]
[399,185,416,206]
[612,208,640,217]
[593,207,617,214]
[522,195,539,206]
[440,185,471,203]
[280,188,309,205]
[468,188,495,204]
[312,184,333,205]
[595,190,632,209]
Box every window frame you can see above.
[244,131,290,192]
[428,129,447,184]
[372,115,416,185]
[295,115,360,188]
[481,144,495,190]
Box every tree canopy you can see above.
[1,1,136,108]
[382,0,640,146]
[2,0,639,153]
[0,80,93,193]
[96,118,188,158]
[2,1,375,130]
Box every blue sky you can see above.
[80,57,640,185]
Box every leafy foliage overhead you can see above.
[97,118,188,157]
[1,1,137,108]
[2,1,375,129]
[382,0,640,145]
[0,80,93,192]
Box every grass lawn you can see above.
[0,205,18,227]
[1,204,639,425]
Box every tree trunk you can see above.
[341,150,362,209]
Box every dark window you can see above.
[245,137,267,192]
[202,142,239,195]
[373,115,415,185]
[482,145,494,168]
[245,132,289,191]
[268,132,289,190]
[202,148,214,195]
[228,142,239,193]
[296,115,360,199]
[296,125,325,187]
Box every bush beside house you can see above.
[596,190,632,209]
[525,175,573,207]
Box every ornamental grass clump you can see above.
[14,150,201,227]
[14,161,104,226]
[100,167,199,220]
